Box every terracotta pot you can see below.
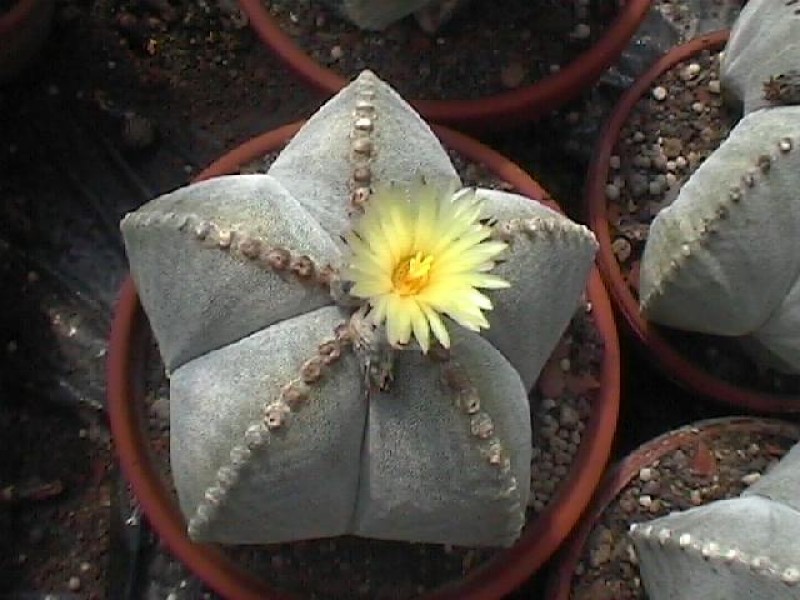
[0,0,55,83]
[546,416,800,599]
[107,122,620,599]
[586,30,800,414]
[237,0,651,131]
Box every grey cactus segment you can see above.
[639,107,800,372]
[744,441,800,514]
[316,0,438,30]
[268,71,461,239]
[631,496,800,600]
[353,327,530,547]
[479,189,598,390]
[720,0,800,114]
[121,175,339,371]
[171,306,364,544]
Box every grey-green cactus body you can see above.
[639,106,800,373]
[630,441,800,600]
[121,71,597,547]
[721,0,800,114]
[630,497,800,600]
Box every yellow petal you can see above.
[351,276,392,298]
[420,303,450,349]
[386,295,412,347]
[408,300,431,353]
[370,294,390,325]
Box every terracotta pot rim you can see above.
[0,0,40,32]
[545,415,800,599]
[107,122,621,600]
[236,0,651,129]
[586,29,800,413]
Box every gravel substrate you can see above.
[263,0,619,100]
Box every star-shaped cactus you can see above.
[121,71,597,547]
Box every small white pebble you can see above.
[675,156,688,170]
[639,467,653,482]
[652,86,667,101]
[605,183,620,201]
[708,80,721,94]
[692,101,705,114]
[330,45,343,60]
[690,489,703,505]
[559,358,571,372]
[666,160,676,172]
[681,63,701,81]
[632,131,646,143]
[609,155,621,170]
[665,173,677,187]
[549,63,561,74]
[68,576,81,592]
[638,495,652,508]
[741,472,761,485]
[572,23,591,39]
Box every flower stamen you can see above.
[392,251,434,296]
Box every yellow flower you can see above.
[343,184,510,353]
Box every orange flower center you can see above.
[392,251,434,296]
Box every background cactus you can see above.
[720,0,800,114]
[121,71,597,547]
[629,441,800,600]
[314,0,468,31]
[638,0,800,375]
